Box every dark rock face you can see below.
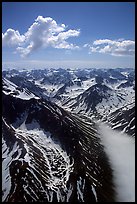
[69,83,112,112]
[2,90,116,202]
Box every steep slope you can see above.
[63,77,134,122]
[2,78,40,100]
[102,100,135,137]
[2,80,116,202]
[63,83,122,116]
[3,76,49,100]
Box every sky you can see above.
[2,2,135,70]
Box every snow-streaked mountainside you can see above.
[102,100,135,137]
[3,78,40,100]
[2,86,115,202]
[2,67,135,202]
[3,67,134,136]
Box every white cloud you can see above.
[2,29,25,47]
[98,123,135,202]
[48,29,80,50]
[2,16,80,57]
[93,39,115,45]
[86,39,135,56]
[90,46,100,52]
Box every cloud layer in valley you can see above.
[2,16,80,57]
[84,39,135,56]
[98,123,135,202]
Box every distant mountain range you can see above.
[2,67,135,202]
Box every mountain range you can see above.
[2,67,135,202]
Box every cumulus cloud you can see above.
[2,16,80,57]
[2,29,25,47]
[84,39,135,56]
[47,29,80,49]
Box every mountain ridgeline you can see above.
[2,67,135,202]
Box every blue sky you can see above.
[2,2,135,69]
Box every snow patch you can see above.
[2,138,21,202]
[16,121,74,193]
